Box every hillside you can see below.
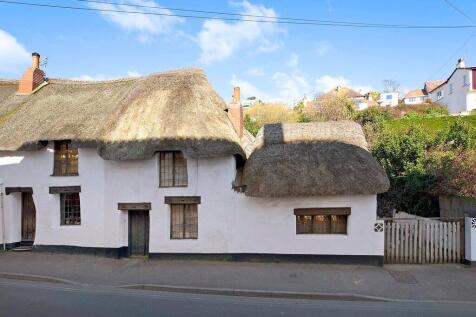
[385,115,476,137]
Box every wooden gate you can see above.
[384,219,464,264]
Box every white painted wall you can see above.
[378,93,399,107]
[0,146,383,256]
[404,95,427,105]
[465,217,476,262]
[429,69,476,114]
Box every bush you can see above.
[437,118,476,150]
[389,102,448,119]
[430,150,476,198]
[304,95,355,121]
[353,106,393,126]
[243,114,261,136]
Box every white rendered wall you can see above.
[404,96,427,105]
[0,148,383,256]
[431,69,474,114]
[379,93,398,107]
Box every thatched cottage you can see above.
[0,53,389,264]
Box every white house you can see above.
[403,80,444,106]
[404,89,428,105]
[0,53,389,265]
[377,92,399,107]
[428,59,476,114]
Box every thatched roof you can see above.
[0,69,245,160]
[242,121,389,197]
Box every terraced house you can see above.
[0,53,389,265]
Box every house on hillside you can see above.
[403,80,445,106]
[404,89,428,105]
[428,58,476,114]
[0,53,389,265]
[377,92,399,107]
[320,86,375,110]
[405,59,476,114]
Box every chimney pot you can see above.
[228,86,243,138]
[232,86,241,103]
[32,52,40,69]
[457,57,466,68]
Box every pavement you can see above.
[1,251,476,303]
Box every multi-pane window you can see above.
[437,90,443,100]
[449,83,454,94]
[170,204,197,239]
[159,152,187,187]
[295,208,350,234]
[53,140,79,176]
[60,193,81,225]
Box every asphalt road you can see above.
[2,279,476,317]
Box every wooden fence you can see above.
[384,219,464,264]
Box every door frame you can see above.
[21,192,36,243]
[128,210,150,257]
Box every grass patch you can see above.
[385,115,476,137]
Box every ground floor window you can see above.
[294,208,350,234]
[170,204,198,239]
[60,193,81,225]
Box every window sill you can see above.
[51,173,79,177]
[59,224,82,227]
[170,238,198,240]
[296,233,348,236]
[159,185,188,188]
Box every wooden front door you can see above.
[128,211,149,256]
[21,192,36,242]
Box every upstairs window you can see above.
[386,94,392,100]
[437,90,443,100]
[449,83,454,94]
[53,140,79,176]
[295,208,350,234]
[60,193,81,225]
[159,152,188,187]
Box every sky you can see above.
[1,0,476,104]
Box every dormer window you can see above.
[159,152,188,187]
[53,140,79,176]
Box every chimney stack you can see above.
[227,86,243,138]
[457,57,466,68]
[18,52,45,94]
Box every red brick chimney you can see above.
[18,52,45,94]
[228,86,243,138]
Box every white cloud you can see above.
[72,71,142,81]
[315,75,350,92]
[197,1,283,64]
[232,71,311,104]
[88,0,184,41]
[246,67,265,76]
[126,71,141,77]
[315,75,371,94]
[272,72,311,103]
[286,53,299,68]
[313,40,332,56]
[231,74,272,100]
[0,29,30,74]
